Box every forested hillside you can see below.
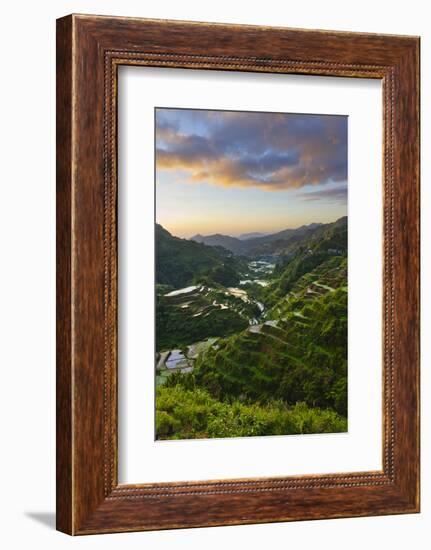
[155,217,348,439]
[156,223,245,289]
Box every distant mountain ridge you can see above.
[190,233,246,255]
[190,219,345,256]
[257,222,323,242]
[238,232,267,240]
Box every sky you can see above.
[155,108,347,238]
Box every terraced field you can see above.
[156,337,219,387]
[156,284,264,352]
[155,216,348,439]
[192,286,347,414]
[266,255,347,321]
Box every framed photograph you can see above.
[56,14,420,535]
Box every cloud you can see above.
[298,185,348,203]
[155,109,347,191]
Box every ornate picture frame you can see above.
[56,14,420,534]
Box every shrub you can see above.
[155,386,347,440]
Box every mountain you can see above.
[248,218,346,257]
[263,216,347,303]
[156,224,245,289]
[155,216,348,439]
[190,221,335,257]
[190,233,247,255]
[189,220,348,416]
[239,232,267,240]
[244,225,319,256]
[250,222,323,244]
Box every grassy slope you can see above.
[155,217,348,439]
[191,288,347,415]
[156,386,347,440]
[156,286,252,351]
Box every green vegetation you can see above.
[155,285,256,350]
[262,217,347,306]
[156,296,249,351]
[156,224,245,289]
[156,386,347,439]
[155,217,348,439]
[187,289,347,416]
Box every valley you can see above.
[155,217,348,440]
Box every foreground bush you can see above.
[156,385,347,440]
